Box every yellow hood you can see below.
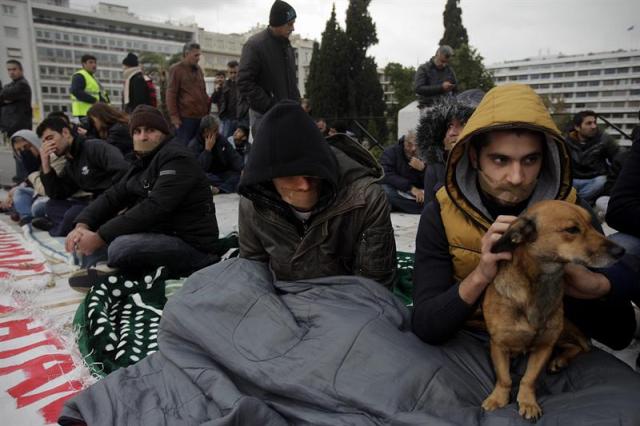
[445,84,574,228]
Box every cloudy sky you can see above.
[76,0,639,67]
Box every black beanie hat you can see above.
[129,105,170,136]
[269,0,296,26]
[239,100,338,191]
[122,52,139,67]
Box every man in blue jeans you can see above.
[65,105,220,291]
[565,110,619,204]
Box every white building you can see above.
[488,50,640,144]
[1,0,197,119]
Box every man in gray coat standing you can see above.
[414,45,457,109]
[237,0,300,137]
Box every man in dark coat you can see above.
[65,105,220,290]
[121,53,152,113]
[237,0,300,137]
[210,60,247,139]
[188,115,243,194]
[1,60,33,182]
[414,45,457,109]
[564,110,619,204]
[238,100,396,289]
[380,130,425,214]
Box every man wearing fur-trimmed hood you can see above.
[412,84,636,350]
[417,89,484,204]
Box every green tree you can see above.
[345,0,387,142]
[540,94,571,131]
[449,44,494,92]
[440,0,468,49]
[384,62,416,141]
[306,5,349,120]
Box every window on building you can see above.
[4,26,18,38]
[552,83,562,88]
[604,68,616,74]
[577,81,588,87]
[616,67,629,73]
[2,5,16,15]
[576,92,587,98]
[6,47,22,58]
[600,102,613,107]
[618,57,630,62]
[563,82,574,87]
[564,71,575,77]
[539,83,549,89]
[42,86,49,94]
[603,80,616,86]
[574,103,586,108]
[631,89,640,96]
[578,70,589,76]
[589,69,601,75]
[540,73,550,78]
[633,66,640,72]
[588,81,599,86]
[530,74,540,80]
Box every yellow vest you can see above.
[436,186,578,282]
[71,69,102,117]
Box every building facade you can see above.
[1,0,197,120]
[488,50,640,144]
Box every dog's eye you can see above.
[564,226,580,234]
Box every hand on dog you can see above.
[563,263,611,299]
[460,215,517,304]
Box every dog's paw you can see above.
[518,400,542,422]
[482,388,509,412]
[548,356,568,373]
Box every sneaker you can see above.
[68,263,118,293]
[18,217,32,227]
[31,217,54,231]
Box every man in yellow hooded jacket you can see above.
[412,84,637,351]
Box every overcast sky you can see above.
[76,0,640,67]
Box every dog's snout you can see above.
[608,244,625,259]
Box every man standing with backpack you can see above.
[121,53,156,113]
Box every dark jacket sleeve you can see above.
[130,75,151,109]
[423,164,445,205]
[352,184,397,289]
[0,79,30,102]
[70,74,96,104]
[411,199,477,344]
[380,146,412,192]
[414,65,444,98]
[238,197,269,262]
[39,167,79,200]
[96,155,197,242]
[91,141,129,182]
[210,86,224,110]
[237,41,273,114]
[606,140,639,237]
[226,143,244,173]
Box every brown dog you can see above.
[481,200,625,420]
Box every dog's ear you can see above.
[490,217,537,253]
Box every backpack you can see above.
[142,75,157,108]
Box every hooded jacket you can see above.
[237,28,301,114]
[412,84,634,348]
[564,130,619,179]
[416,91,482,204]
[75,139,219,253]
[40,136,129,200]
[238,110,396,289]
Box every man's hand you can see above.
[410,186,425,204]
[459,215,517,304]
[442,81,455,92]
[170,116,181,129]
[204,131,216,151]
[64,223,91,253]
[409,156,425,172]
[563,263,611,299]
[40,140,57,173]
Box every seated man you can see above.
[36,117,129,236]
[380,130,425,214]
[227,124,251,166]
[412,84,637,352]
[188,115,243,194]
[565,110,619,204]
[65,105,220,290]
[238,100,396,289]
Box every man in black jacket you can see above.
[380,130,425,214]
[121,53,152,113]
[65,105,219,289]
[414,45,457,109]
[565,110,619,204]
[36,117,128,236]
[1,60,33,182]
[188,115,243,194]
[237,0,300,137]
[210,60,247,139]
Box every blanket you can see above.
[60,259,640,425]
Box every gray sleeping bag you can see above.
[60,258,640,425]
